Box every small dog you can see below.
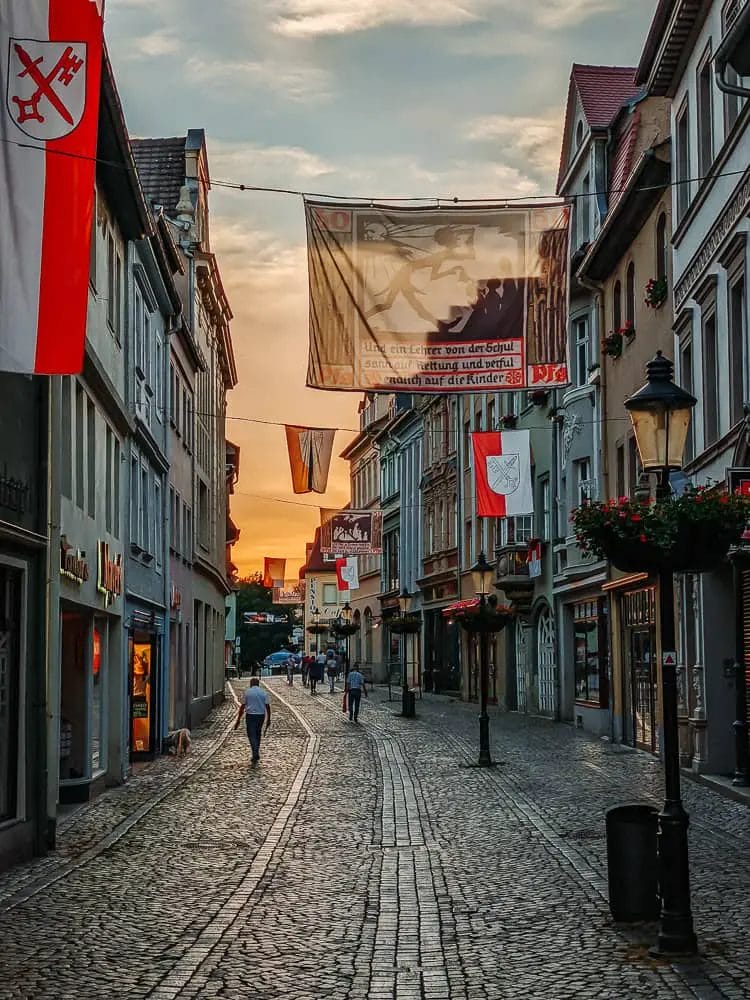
[166,728,192,758]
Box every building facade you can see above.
[637,0,749,776]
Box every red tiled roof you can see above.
[608,110,641,207]
[573,64,641,128]
[556,64,642,193]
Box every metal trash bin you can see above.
[605,804,660,922]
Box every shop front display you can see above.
[129,637,156,754]
[573,599,609,708]
[620,585,657,753]
[0,563,22,824]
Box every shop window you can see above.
[574,598,608,706]
[91,622,106,774]
[130,637,154,754]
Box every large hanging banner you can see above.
[274,584,303,605]
[306,201,569,394]
[472,430,534,518]
[285,424,336,494]
[263,557,286,589]
[321,511,383,555]
[0,0,105,374]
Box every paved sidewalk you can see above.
[0,678,748,999]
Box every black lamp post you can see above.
[457,552,513,767]
[625,351,697,955]
[390,587,421,718]
[306,605,328,646]
[331,601,359,674]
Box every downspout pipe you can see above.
[577,272,615,742]
[715,6,750,99]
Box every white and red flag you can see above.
[472,430,534,518]
[335,556,359,592]
[0,0,104,374]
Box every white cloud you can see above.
[186,56,331,102]
[125,30,182,58]
[271,0,482,37]
[209,141,336,186]
[465,112,563,180]
[270,0,622,37]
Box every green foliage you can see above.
[235,572,296,669]
[571,487,749,565]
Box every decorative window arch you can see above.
[625,261,636,327]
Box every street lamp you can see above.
[625,352,697,956]
[331,601,359,674]
[471,552,496,767]
[390,587,421,718]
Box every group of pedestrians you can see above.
[235,654,370,762]
[301,648,342,694]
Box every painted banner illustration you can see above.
[306,201,569,393]
[321,511,383,555]
[274,584,303,605]
[0,0,105,373]
[472,430,533,517]
[285,424,336,494]
[263,557,286,589]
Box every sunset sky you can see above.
[106,0,655,578]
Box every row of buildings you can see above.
[0,50,240,872]
[300,0,750,783]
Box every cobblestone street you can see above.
[1,680,749,999]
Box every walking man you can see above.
[235,677,271,764]
[346,662,368,723]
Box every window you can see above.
[87,399,95,518]
[155,336,163,420]
[61,377,72,498]
[538,475,551,541]
[675,99,691,223]
[474,517,483,559]
[174,494,181,555]
[574,317,588,386]
[106,232,121,341]
[322,583,337,606]
[680,338,695,463]
[574,458,593,504]
[185,507,192,561]
[75,382,84,510]
[426,506,435,555]
[574,599,608,706]
[502,515,534,544]
[625,262,635,328]
[627,435,641,498]
[613,281,622,332]
[383,530,399,591]
[154,479,162,570]
[198,479,209,549]
[105,427,113,533]
[702,309,719,446]
[140,466,149,552]
[579,174,590,246]
[575,120,584,149]
[463,419,471,469]
[113,439,120,539]
[169,487,176,550]
[464,519,472,567]
[616,443,625,500]
[130,455,139,543]
[656,213,668,282]
[170,364,177,425]
[134,289,144,375]
[696,46,714,178]
[487,399,495,432]
[729,274,747,427]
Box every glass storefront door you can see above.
[129,633,157,755]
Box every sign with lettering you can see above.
[97,540,122,607]
[60,535,88,584]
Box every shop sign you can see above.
[170,585,182,611]
[0,463,29,515]
[97,540,123,607]
[60,535,88,584]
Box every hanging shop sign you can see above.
[305,201,570,393]
[274,585,303,605]
[320,510,383,555]
[97,540,122,607]
[60,535,88,584]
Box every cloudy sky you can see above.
[106,0,655,579]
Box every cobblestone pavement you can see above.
[0,679,749,999]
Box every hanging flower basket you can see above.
[331,621,360,638]
[602,331,623,359]
[389,614,422,635]
[306,622,329,635]
[621,320,636,342]
[644,276,668,309]
[457,602,515,634]
[571,487,750,574]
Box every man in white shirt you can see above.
[345,663,368,722]
[235,677,271,764]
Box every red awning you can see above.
[442,598,479,617]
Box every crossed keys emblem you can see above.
[6,38,87,141]
[486,453,521,496]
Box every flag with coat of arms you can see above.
[472,430,534,518]
[335,556,359,591]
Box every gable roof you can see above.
[131,136,186,214]
[556,64,642,192]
